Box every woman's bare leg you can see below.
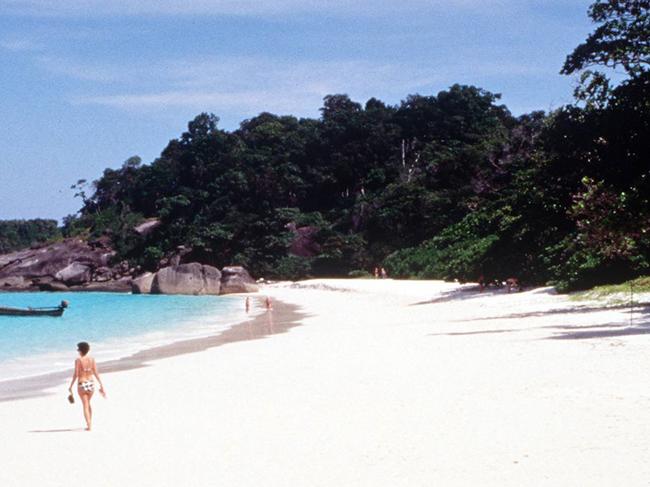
[80,391,94,431]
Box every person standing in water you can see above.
[265,296,273,311]
[68,341,106,431]
[245,296,251,313]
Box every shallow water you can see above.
[0,292,247,382]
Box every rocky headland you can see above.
[0,238,258,295]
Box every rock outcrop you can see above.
[219,266,259,294]
[80,278,133,292]
[133,218,161,236]
[131,272,155,294]
[55,262,92,285]
[0,237,259,295]
[0,276,31,290]
[285,222,321,257]
[0,239,111,280]
[151,263,222,295]
[39,281,70,292]
[132,264,258,295]
[0,238,116,291]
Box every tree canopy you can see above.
[562,0,650,102]
[60,0,650,291]
[0,219,60,253]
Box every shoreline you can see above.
[0,297,303,402]
[1,279,649,486]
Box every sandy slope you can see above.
[1,279,649,487]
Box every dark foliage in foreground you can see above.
[63,0,650,291]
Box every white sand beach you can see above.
[1,279,649,486]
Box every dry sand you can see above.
[0,279,649,486]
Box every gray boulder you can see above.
[0,238,114,285]
[77,278,133,292]
[55,262,91,285]
[219,266,259,294]
[0,276,31,289]
[151,263,221,295]
[93,266,113,282]
[285,222,321,258]
[39,281,70,292]
[131,272,155,294]
[133,218,161,236]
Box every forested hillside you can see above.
[63,0,650,291]
[0,220,60,253]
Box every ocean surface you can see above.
[0,292,248,382]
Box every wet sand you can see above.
[0,298,302,402]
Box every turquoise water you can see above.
[0,292,247,382]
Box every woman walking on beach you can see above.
[68,342,106,431]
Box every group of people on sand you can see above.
[244,296,273,313]
[478,275,523,293]
[374,267,388,279]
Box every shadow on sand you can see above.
[430,328,520,337]
[456,303,649,323]
[410,286,557,307]
[533,309,649,339]
[29,428,86,433]
[428,302,650,341]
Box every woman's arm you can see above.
[93,359,106,397]
[68,359,79,392]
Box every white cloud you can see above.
[61,54,549,123]
[0,37,42,51]
[69,57,444,118]
[75,90,311,115]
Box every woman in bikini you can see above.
[68,341,106,431]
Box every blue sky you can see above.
[0,0,593,221]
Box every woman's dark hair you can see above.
[77,342,90,356]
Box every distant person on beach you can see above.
[245,296,251,313]
[380,267,388,279]
[68,341,106,431]
[265,296,273,311]
[506,277,523,293]
[478,275,486,293]
[374,267,380,279]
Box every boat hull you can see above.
[0,306,65,317]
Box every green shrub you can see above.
[385,208,503,282]
[272,256,313,280]
[348,270,372,278]
[142,246,165,271]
